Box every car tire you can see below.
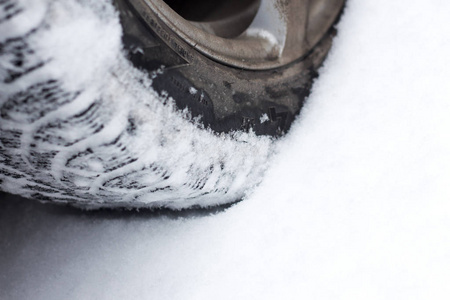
[0,0,344,209]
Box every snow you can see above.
[2,0,450,299]
[189,87,197,95]
[260,113,269,123]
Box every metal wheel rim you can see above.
[127,0,345,70]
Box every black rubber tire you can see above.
[0,0,343,209]
[116,0,342,136]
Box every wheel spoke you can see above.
[245,0,311,60]
[282,0,311,58]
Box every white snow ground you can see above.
[1,0,450,299]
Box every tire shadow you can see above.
[1,191,238,297]
[0,191,239,221]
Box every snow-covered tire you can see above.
[0,0,342,209]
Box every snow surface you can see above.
[2,0,450,299]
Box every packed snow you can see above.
[2,0,450,299]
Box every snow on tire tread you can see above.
[0,0,273,209]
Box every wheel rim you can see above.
[127,0,345,70]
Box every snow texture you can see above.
[0,0,273,209]
[1,0,450,299]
